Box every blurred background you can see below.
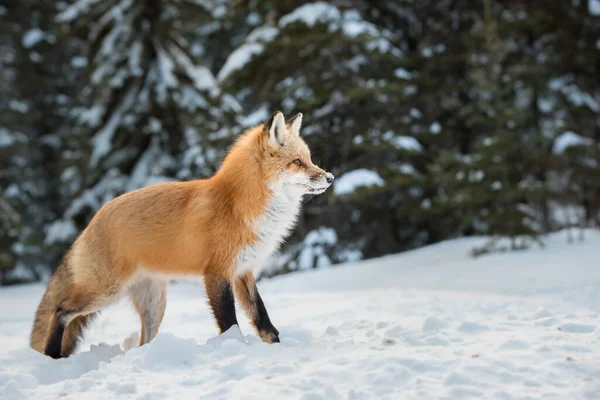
[1,0,599,285]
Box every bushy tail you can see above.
[30,272,98,357]
[61,312,98,356]
[30,277,59,353]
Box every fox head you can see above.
[260,111,334,196]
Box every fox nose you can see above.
[325,172,335,184]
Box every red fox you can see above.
[30,111,334,358]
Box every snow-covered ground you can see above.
[1,230,600,399]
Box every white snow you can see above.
[79,105,105,128]
[430,121,442,134]
[4,184,19,198]
[157,48,178,88]
[128,41,143,76]
[217,43,264,82]
[169,45,218,91]
[246,12,260,25]
[305,227,337,247]
[217,27,278,82]
[392,135,423,151]
[2,230,600,399]
[297,227,337,270]
[5,264,37,282]
[279,3,392,54]
[410,108,422,119]
[469,169,485,182]
[22,28,46,48]
[178,87,210,111]
[246,26,279,43]
[279,2,341,27]
[549,78,600,112]
[8,100,29,113]
[339,10,379,38]
[241,104,269,127]
[313,91,345,119]
[394,67,412,79]
[71,56,88,68]
[421,46,434,57]
[0,129,18,148]
[212,5,226,19]
[89,88,137,166]
[56,0,103,22]
[341,20,378,38]
[44,220,78,246]
[221,3,393,82]
[334,168,385,195]
[126,142,161,191]
[395,163,417,175]
[553,131,594,154]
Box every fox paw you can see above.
[259,329,280,344]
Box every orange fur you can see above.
[30,111,333,356]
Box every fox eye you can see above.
[293,159,304,167]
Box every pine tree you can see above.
[1,0,599,282]
[547,1,600,232]
[220,1,443,273]
[372,0,481,246]
[53,0,239,252]
[0,1,73,283]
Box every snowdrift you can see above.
[1,230,599,399]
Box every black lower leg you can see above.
[252,287,279,343]
[206,276,238,333]
[45,311,66,359]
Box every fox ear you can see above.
[265,111,287,147]
[286,113,303,136]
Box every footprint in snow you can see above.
[324,326,339,336]
[376,321,389,330]
[457,321,489,333]
[445,371,476,386]
[425,336,450,346]
[534,317,557,327]
[532,307,552,320]
[115,383,137,394]
[557,323,596,333]
[422,316,447,333]
[497,338,529,351]
[384,325,403,338]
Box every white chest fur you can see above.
[235,182,303,275]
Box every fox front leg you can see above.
[234,271,279,343]
[204,273,239,333]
